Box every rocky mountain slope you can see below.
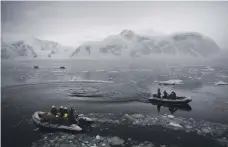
[1,37,72,59]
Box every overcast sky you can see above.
[2,1,228,48]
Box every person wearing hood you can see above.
[64,107,68,114]
[163,90,168,98]
[59,106,64,117]
[170,91,177,100]
[63,107,69,120]
[51,105,57,115]
[69,107,76,124]
[157,88,161,98]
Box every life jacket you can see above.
[63,113,68,119]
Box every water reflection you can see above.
[151,102,192,114]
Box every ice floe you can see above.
[96,135,101,140]
[168,122,183,128]
[216,74,228,78]
[214,81,228,85]
[132,142,154,147]
[167,115,174,119]
[158,79,184,85]
[95,70,105,72]
[201,127,211,134]
[86,113,228,140]
[109,136,125,146]
[31,133,156,147]
[202,66,215,71]
[72,80,115,84]
[108,71,119,73]
[31,112,228,147]
[131,114,145,119]
[61,76,82,81]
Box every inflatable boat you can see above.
[148,96,192,104]
[32,111,93,132]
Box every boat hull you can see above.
[148,97,192,104]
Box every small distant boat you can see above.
[149,94,192,105]
[60,66,65,69]
[34,65,39,69]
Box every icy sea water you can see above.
[1,59,228,147]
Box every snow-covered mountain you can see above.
[1,30,221,59]
[1,37,72,59]
[71,30,220,58]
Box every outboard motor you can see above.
[77,117,93,132]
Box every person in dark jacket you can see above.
[51,105,57,115]
[59,106,64,117]
[157,88,161,98]
[170,91,177,99]
[163,90,168,98]
[69,107,76,124]
[64,107,68,114]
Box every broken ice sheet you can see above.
[57,112,228,146]
[31,133,129,147]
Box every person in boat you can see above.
[62,113,69,125]
[169,91,177,100]
[69,107,77,124]
[157,88,161,98]
[59,106,64,117]
[51,105,58,115]
[163,90,168,99]
[63,113,68,119]
[64,107,68,114]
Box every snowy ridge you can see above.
[2,29,221,59]
[72,30,220,58]
[1,37,73,59]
